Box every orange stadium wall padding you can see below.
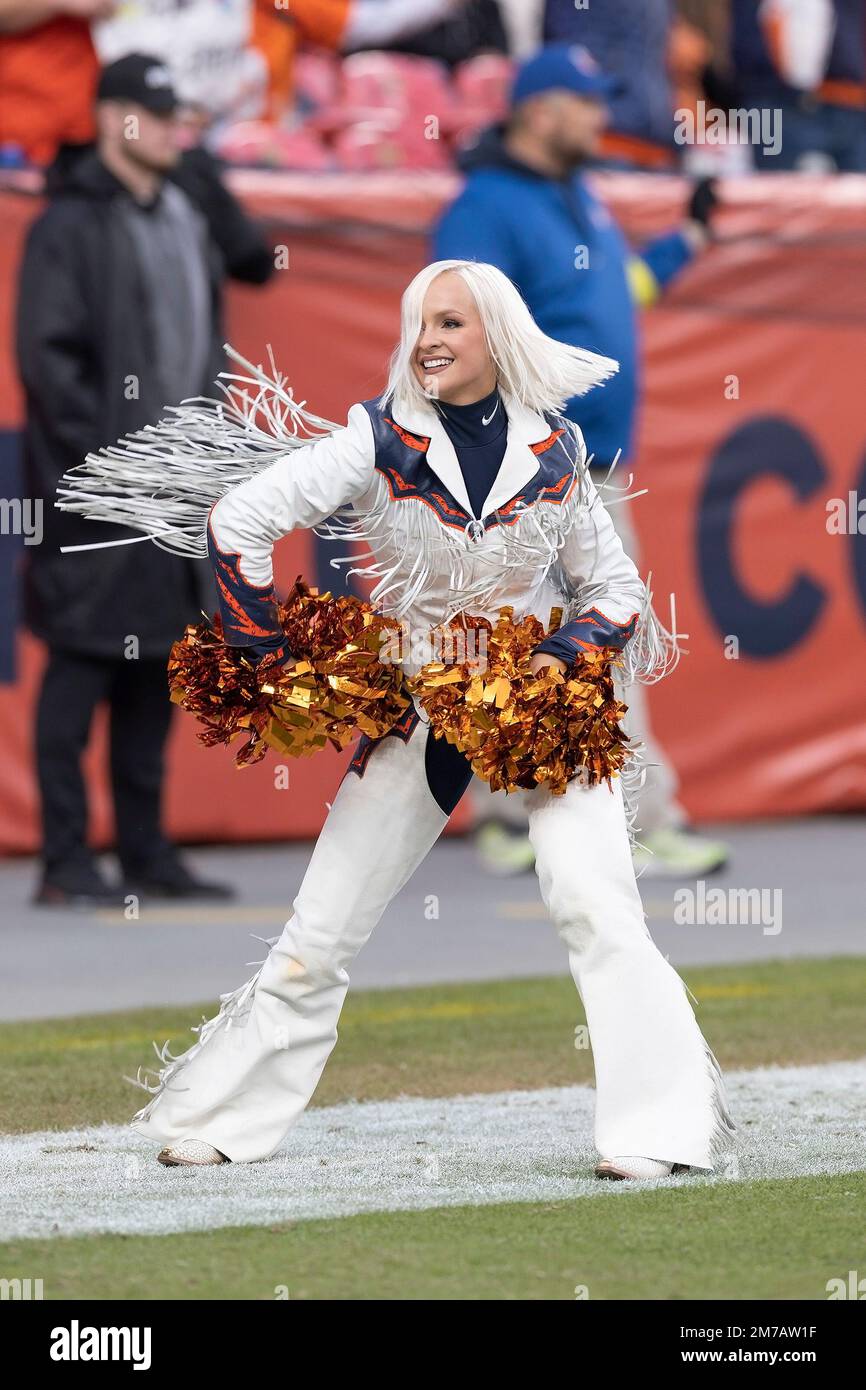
[1,172,865,854]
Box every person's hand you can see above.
[60,0,119,20]
[688,176,718,226]
[530,652,568,677]
[684,177,719,247]
[252,646,296,678]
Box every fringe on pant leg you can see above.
[125,934,279,1123]
[697,1034,738,1168]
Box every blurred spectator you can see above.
[253,0,348,123]
[433,44,729,878]
[345,0,508,68]
[253,0,475,122]
[496,0,542,57]
[16,54,273,907]
[732,0,866,171]
[94,0,267,138]
[543,0,679,169]
[222,39,515,171]
[0,1,116,167]
[94,1,484,135]
[670,14,755,175]
[670,17,713,122]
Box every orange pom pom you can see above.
[408,607,632,796]
[167,577,410,767]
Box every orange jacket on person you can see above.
[0,17,99,164]
[253,0,351,121]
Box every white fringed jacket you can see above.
[206,391,666,681]
[55,353,674,682]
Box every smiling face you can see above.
[412,271,498,405]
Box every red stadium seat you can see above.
[264,50,497,170]
[341,51,453,112]
[453,53,513,121]
[333,114,452,171]
[333,119,402,171]
[216,120,333,170]
[319,51,462,135]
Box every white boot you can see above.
[132,727,452,1164]
[157,1139,228,1167]
[527,776,736,1172]
[595,1155,689,1180]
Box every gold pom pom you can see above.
[408,607,632,796]
[167,578,410,767]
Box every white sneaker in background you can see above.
[632,827,730,879]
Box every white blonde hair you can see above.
[381,259,618,420]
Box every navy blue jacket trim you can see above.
[534,606,638,667]
[360,400,577,530]
[206,511,294,665]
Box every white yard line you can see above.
[1,1059,864,1240]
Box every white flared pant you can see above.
[130,711,735,1168]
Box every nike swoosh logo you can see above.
[482,402,499,426]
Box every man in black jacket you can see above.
[17,53,274,906]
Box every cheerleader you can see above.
[58,259,735,1180]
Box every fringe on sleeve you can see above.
[54,346,341,558]
[558,427,686,686]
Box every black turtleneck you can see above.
[437,385,507,521]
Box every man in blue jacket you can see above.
[433,43,728,879]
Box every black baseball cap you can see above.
[96,53,179,115]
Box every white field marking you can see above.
[0,1059,864,1241]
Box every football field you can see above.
[2,956,864,1301]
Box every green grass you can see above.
[2,955,865,1136]
[2,956,864,1300]
[2,1173,864,1300]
